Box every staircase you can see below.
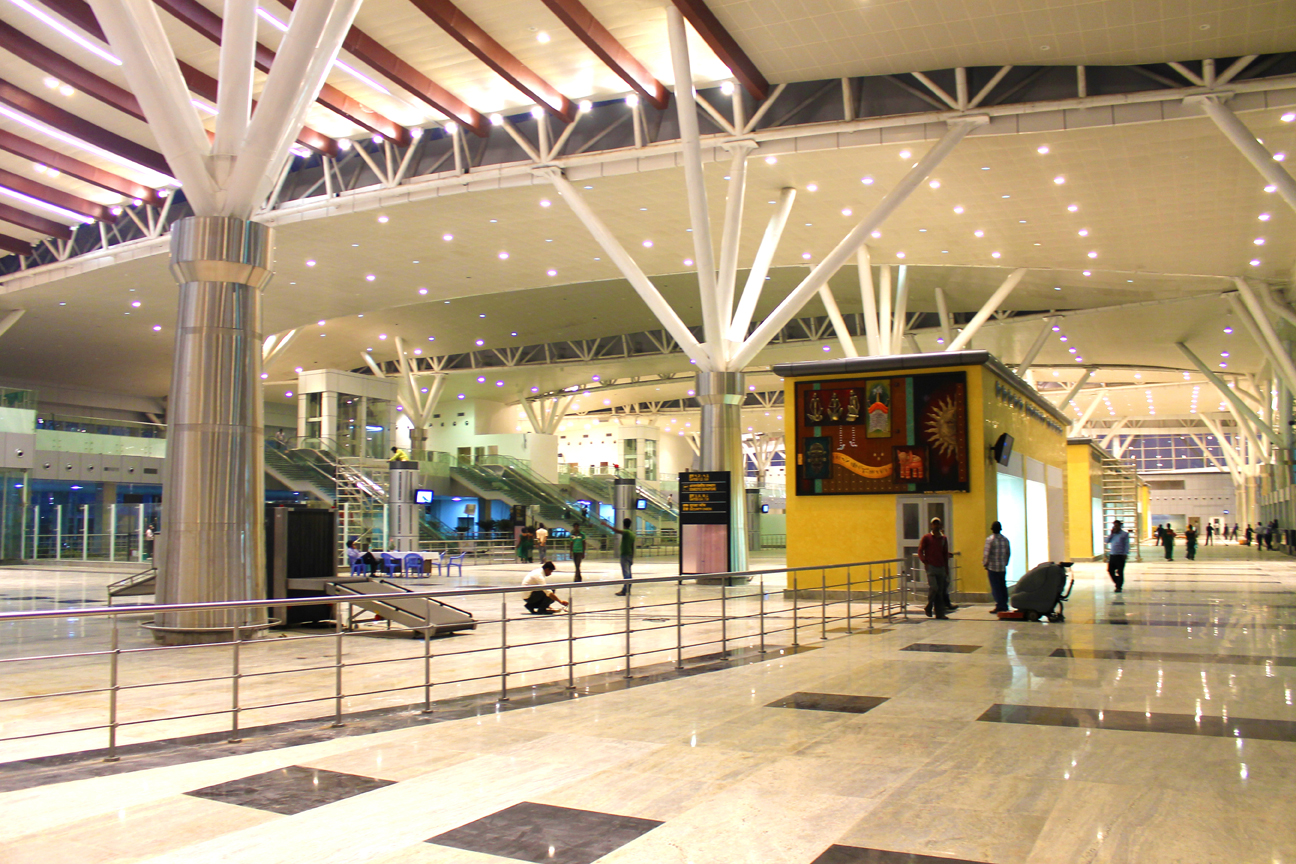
[1100,452,1142,562]
[335,457,390,565]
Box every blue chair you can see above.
[378,552,398,576]
[441,551,466,578]
[403,553,425,577]
[349,558,365,577]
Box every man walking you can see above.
[1184,525,1198,560]
[982,521,1011,614]
[1161,524,1175,561]
[918,517,953,619]
[1205,523,1213,545]
[1107,520,1130,593]
[534,523,549,562]
[570,525,586,582]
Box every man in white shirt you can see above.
[534,523,549,561]
[522,561,569,614]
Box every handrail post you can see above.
[55,503,62,559]
[675,579,683,670]
[32,504,39,558]
[623,583,632,679]
[499,591,510,701]
[758,573,766,654]
[566,586,576,690]
[868,565,874,631]
[820,568,827,641]
[845,566,852,632]
[901,560,909,621]
[108,503,116,561]
[230,623,243,742]
[720,579,728,658]
[104,615,120,762]
[81,504,89,560]
[422,599,434,713]
[792,570,799,648]
[331,614,345,727]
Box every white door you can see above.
[897,496,951,579]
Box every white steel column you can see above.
[1196,96,1296,214]
[0,309,25,339]
[890,265,909,353]
[729,187,795,342]
[666,6,721,348]
[1200,415,1243,483]
[877,266,892,355]
[944,269,1027,352]
[933,286,952,344]
[545,169,711,368]
[817,286,858,357]
[1176,342,1279,447]
[1230,282,1296,396]
[1055,369,1093,409]
[858,247,881,356]
[1100,418,1128,448]
[1016,317,1056,376]
[1069,389,1107,437]
[729,118,981,370]
[715,143,755,357]
[214,0,257,161]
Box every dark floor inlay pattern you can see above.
[901,643,982,654]
[812,844,986,863]
[185,765,393,815]
[1052,648,1296,666]
[1102,620,1288,628]
[428,801,661,864]
[766,692,889,714]
[978,704,1296,742]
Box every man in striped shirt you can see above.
[983,521,1011,614]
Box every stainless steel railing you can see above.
[0,559,909,763]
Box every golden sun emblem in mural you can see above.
[924,396,961,459]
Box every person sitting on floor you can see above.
[522,561,569,615]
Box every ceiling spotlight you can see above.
[625,94,639,108]
[974,229,984,238]
[642,239,653,248]
[720,80,735,95]
[442,233,453,241]
[764,155,777,165]
[1067,204,1078,212]
[1078,229,1089,237]
[1223,327,1233,334]
[952,205,964,214]
[1254,237,1266,245]
[1053,175,1066,184]
[1264,184,1277,193]
[861,176,874,185]
[928,179,941,189]
[870,230,881,238]
[991,251,1001,258]
[547,269,557,276]
[683,258,694,266]
[377,214,389,223]
[365,274,376,281]
[498,251,509,259]
[1087,251,1097,258]
[841,207,852,216]
[1037,145,1050,154]
[899,149,911,159]
[806,183,818,192]
[1250,259,1261,266]
[1282,112,1296,122]
[305,259,316,266]
[539,199,551,207]
[536,30,550,43]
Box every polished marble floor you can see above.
[1,542,1294,863]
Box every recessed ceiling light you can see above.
[539,199,551,207]
[683,258,694,266]
[952,205,964,214]
[131,301,141,307]
[642,240,653,248]
[928,179,940,189]
[1264,184,1277,193]
[801,252,811,260]
[1037,145,1050,154]
[1275,152,1287,162]
[991,251,1001,258]
[1254,237,1265,245]
[152,325,161,331]
[806,183,818,192]
[841,208,852,216]
[870,230,881,238]
[973,229,984,237]
[1067,204,1078,212]
[898,149,911,159]
[1078,229,1089,237]
[547,269,557,276]
[306,259,316,266]
[318,320,325,326]
[498,251,509,259]
[536,30,550,42]
[861,176,874,185]
[1082,270,1091,276]
[1250,259,1261,266]
[365,274,376,281]
[1223,327,1233,334]
[418,288,428,295]
[1087,251,1097,258]
[377,215,388,223]
[1282,112,1295,122]
[764,156,777,164]
[896,251,906,258]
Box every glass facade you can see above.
[1116,434,1231,473]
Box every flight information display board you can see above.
[678,471,730,524]
[679,471,731,575]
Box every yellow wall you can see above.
[784,362,1067,593]
[1066,442,1102,560]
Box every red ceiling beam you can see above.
[281,0,486,136]
[0,77,171,177]
[669,0,768,100]
[0,200,74,240]
[0,166,115,222]
[405,0,574,122]
[0,18,144,121]
[0,128,159,205]
[539,0,667,110]
[153,0,410,145]
[37,0,337,155]
[0,233,34,256]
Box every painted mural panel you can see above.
[793,371,970,496]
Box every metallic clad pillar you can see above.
[152,217,274,645]
[613,477,635,534]
[388,461,419,550]
[697,371,748,573]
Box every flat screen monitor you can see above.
[635,499,648,510]
[414,489,434,504]
[760,504,770,513]
[993,433,1014,467]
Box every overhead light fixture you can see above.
[8,0,121,65]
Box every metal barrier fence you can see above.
[0,559,908,762]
